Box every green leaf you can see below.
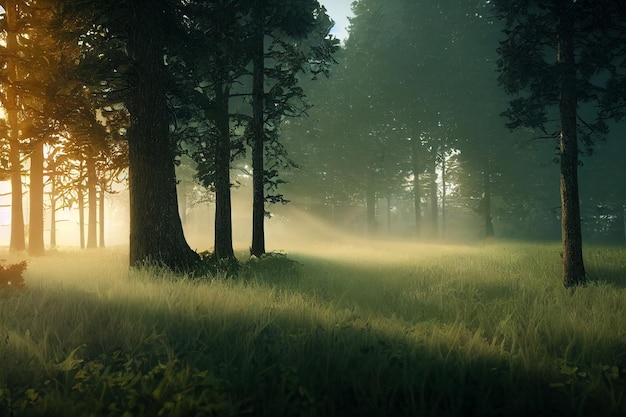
[559,365,578,376]
[53,344,86,372]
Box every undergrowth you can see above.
[0,242,624,416]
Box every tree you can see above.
[62,0,199,269]
[125,1,198,268]
[494,0,626,287]
[248,0,337,256]
[0,0,26,252]
[175,0,251,261]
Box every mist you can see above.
[1,1,626,416]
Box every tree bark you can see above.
[5,0,25,252]
[250,1,266,257]
[126,0,198,269]
[441,151,447,239]
[28,141,45,256]
[86,152,97,249]
[78,186,85,249]
[365,173,378,236]
[411,140,421,237]
[213,80,235,260]
[557,12,587,287]
[98,184,105,248]
[429,152,438,239]
[386,194,391,233]
[483,169,494,240]
[49,179,57,248]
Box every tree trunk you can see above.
[213,81,235,260]
[178,181,188,226]
[441,151,447,239]
[250,2,266,257]
[483,169,494,239]
[429,152,438,239]
[78,187,85,249]
[49,180,57,248]
[126,1,198,269]
[28,141,45,256]
[98,185,105,248]
[623,205,626,243]
[386,194,391,234]
[558,14,587,287]
[411,139,421,237]
[365,173,378,236]
[86,152,98,249]
[5,0,25,252]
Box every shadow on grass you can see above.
[2,277,624,417]
[586,265,626,289]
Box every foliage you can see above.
[190,251,301,281]
[493,0,626,148]
[7,336,237,417]
[241,252,302,282]
[1,245,625,416]
[0,261,27,293]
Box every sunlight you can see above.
[3,242,624,416]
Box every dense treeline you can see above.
[0,0,337,267]
[1,0,625,286]
[281,0,626,287]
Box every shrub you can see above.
[0,261,27,293]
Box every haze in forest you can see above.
[0,1,624,288]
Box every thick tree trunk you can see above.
[86,153,97,249]
[213,82,235,260]
[6,0,25,252]
[127,1,198,269]
[250,3,266,257]
[558,15,587,287]
[178,182,188,226]
[28,141,45,256]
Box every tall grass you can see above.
[0,242,625,416]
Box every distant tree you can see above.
[1,0,70,255]
[494,0,626,287]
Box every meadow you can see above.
[1,240,625,416]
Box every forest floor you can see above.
[1,241,625,416]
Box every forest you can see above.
[1,0,626,416]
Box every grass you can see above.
[0,241,625,416]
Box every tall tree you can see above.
[0,0,26,252]
[248,0,337,256]
[175,0,249,261]
[125,0,198,268]
[494,0,626,287]
[63,0,198,269]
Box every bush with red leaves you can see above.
[0,260,27,292]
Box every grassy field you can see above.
[1,241,625,416]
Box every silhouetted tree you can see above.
[0,0,27,252]
[62,0,199,269]
[248,0,337,256]
[494,0,626,287]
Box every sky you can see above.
[318,0,354,43]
